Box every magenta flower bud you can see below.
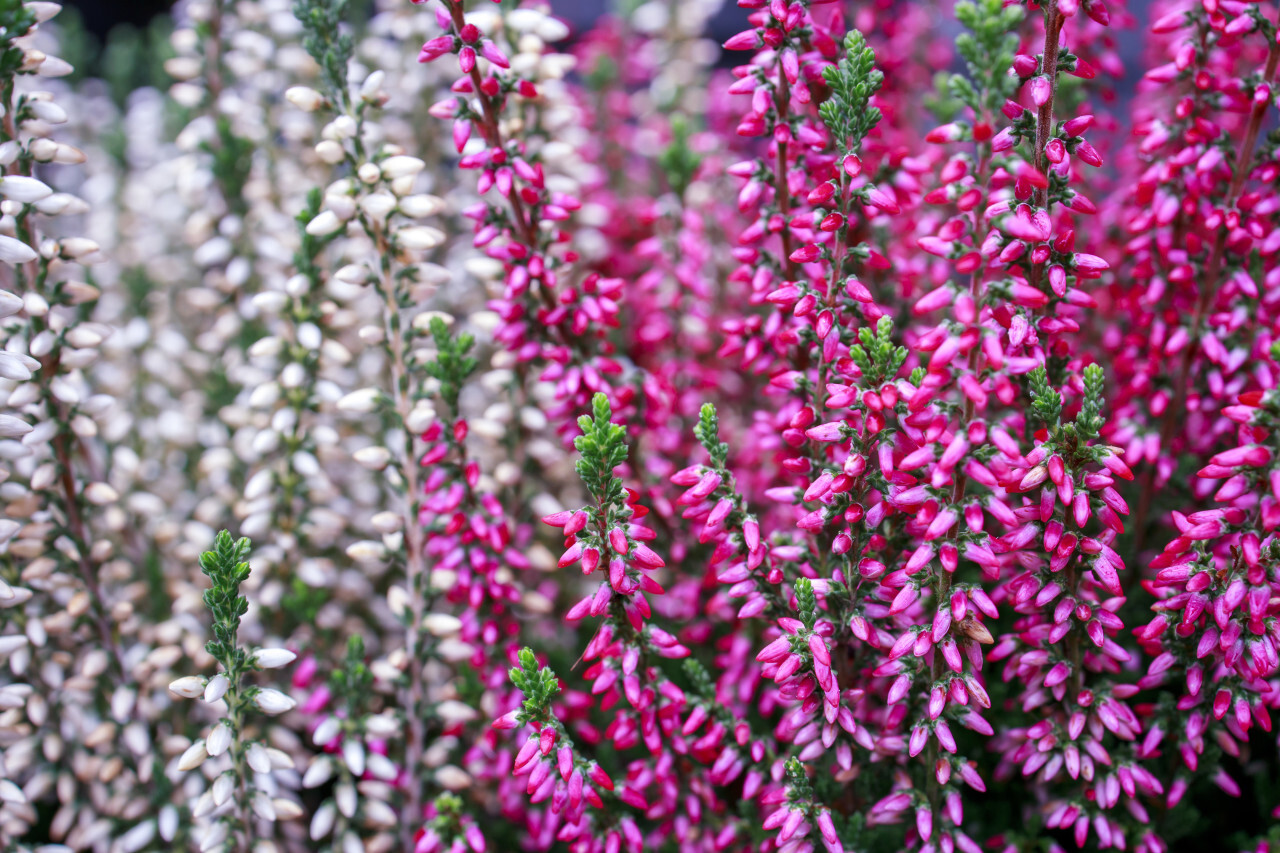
[1029,75,1052,105]
[418,35,455,63]
[723,29,761,50]
[917,806,933,841]
[478,41,509,68]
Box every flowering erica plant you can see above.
[0,0,1278,849]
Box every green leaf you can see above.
[574,393,629,503]
[293,0,353,105]
[819,30,884,158]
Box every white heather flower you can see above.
[303,756,333,788]
[0,235,36,264]
[0,289,21,316]
[379,155,425,179]
[246,741,272,773]
[367,751,398,781]
[326,114,358,139]
[275,799,304,821]
[396,225,446,252]
[334,263,368,284]
[353,446,391,470]
[435,765,473,790]
[204,673,230,703]
[83,482,118,505]
[305,210,345,237]
[0,176,52,203]
[359,70,385,102]
[159,805,179,842]
[253,648,296,669]
[337,388,380,413]
[212,773,234,806]
[315,140,345,164]
[364,799,397,828]
[370,511,402,533]
[422,613,463,637]
[346,540,385,563]
[169,676,205,699]
[312,716,341,747]
[252,792,276,821]
[253,688,296,715]
[0,779,24,803]
[285,86,325,111]
[0,415,32,438]
[206,722,232,758]
[335,782,357,818]
[399,194,446,218]
[310,801,336,841]
[27,2,61,23]
[342,739,365,776]
[118,819,156,853]
[507,8,544,31]
[435,700,479,724]
[360,191,396,222]
[0,352,33,380]
[28,99,67,123]
[57,237,100,259]
[267,746,296,770]
[406,401,438,433]
[177,740,209,772]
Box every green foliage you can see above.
[423,317,478,415]
[203,116,255,218]
[658,115,701,198]
[200,531,252,666]
[1027,365,1063,428]
[574,393,629,505]
[293,0,353,105]
[48,6,93,84]
[925,70,964,123]
[102,17,176,106]
[819,30,883,157]
[508,647,561,726]
[849,316,907,386]
[281,577,327,625]
[682,657,715,697]
[795,576,818,632]
[0,0,36,90]
[1076,363,1106,438]
[293,188,337,297]
[329,634,373,708]
[694,403,728,467]
[785,756,815,802]
[949,0,1023,114]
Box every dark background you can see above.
[66,0,173,35]
[63,1,743,42]
[64,1,682,36]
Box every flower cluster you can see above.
[0,0,1278,851]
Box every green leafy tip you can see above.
[423,316,478,414]
[819,30,884,157]
[849,316,907,386]
[200,530,252,663]
[508,647,561,725]
[574,393,629,503]
[293,0,354,105]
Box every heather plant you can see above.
[0,0,1279,851]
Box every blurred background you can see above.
[63,0,743,47]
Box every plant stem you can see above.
[371,225,429,847]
